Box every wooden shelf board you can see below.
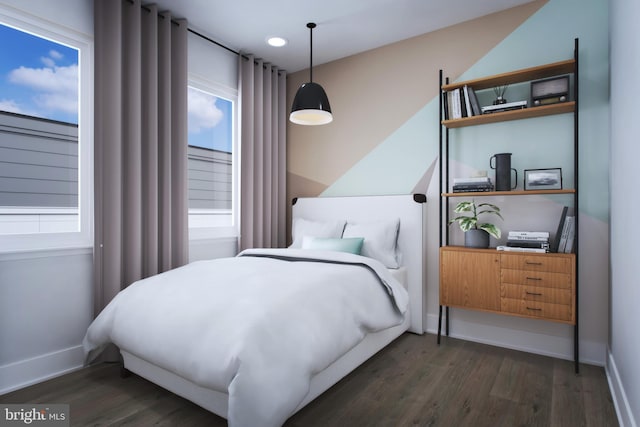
[442,102,574,128]
[442,59,575,92]
[442,189,575,197]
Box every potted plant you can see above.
[448,200,503,248]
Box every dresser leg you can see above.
[574,323,580,374]
[437,305,443,344]
[446,306,450,336]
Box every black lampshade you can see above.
[290,82,332,125]
[289,22,333,126]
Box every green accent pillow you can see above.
[301,236,365,255]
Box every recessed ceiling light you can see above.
[266,36,287,47]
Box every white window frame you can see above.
[187,75,239,241]
[0,6,93,253]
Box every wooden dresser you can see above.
[440,246,576,325]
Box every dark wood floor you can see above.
[1,333,618,427]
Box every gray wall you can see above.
[0,111,231,211]
[188,146,232,210]
[0,112,78,208]
[609,0,640,425]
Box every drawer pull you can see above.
[526,307,543,311]
[525,261,543,265]
[525,291,543,296]
[526,277,542,281]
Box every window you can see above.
[187,78,237,239]
[0,7,93,252]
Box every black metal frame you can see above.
[437,39,580,374]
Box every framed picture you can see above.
[524,168,563,190]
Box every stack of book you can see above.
[498,231,550,253]
[452,176,494,193]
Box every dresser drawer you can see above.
[501,298,573,322]
[501,283,572,305]
[500,253,571,273]
[501,268,571,289]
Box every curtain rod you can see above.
[188,27,284,75]
[187,28,249,61]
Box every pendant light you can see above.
[290,23,333,125]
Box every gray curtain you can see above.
[238,55,287,250]
[93,0,189,316]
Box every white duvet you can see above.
[83,248,408,427]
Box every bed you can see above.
[83,194,426,427]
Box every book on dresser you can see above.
[506,230,550,252]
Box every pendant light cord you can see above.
[308,22,316,83]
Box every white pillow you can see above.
[289,218,346,248]
[343,218,400,268]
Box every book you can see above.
[558,216,574,253]
[452,184,494,193]
[506,240,550,249]
[481,100,528,114]
[508,231,550,239]
[459,88,468,118]
[467,85,481,116]
[463,85,473,117]
[551,206,569,253]
[496,245,548,253]
[563,217,576,253]
[447,91,457,119]
[452,183,494,190]
[452,187,494,193]
[451,88,462,119]
[442,90,449,120]
[453,176,491,185]
[507,235,550,242]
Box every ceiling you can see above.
[154,0,536,73]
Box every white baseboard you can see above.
[0,345,85,395]
[606,350,638,427]
[424,312,606,366]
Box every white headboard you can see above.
[291,194,426,334]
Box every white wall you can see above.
[0,249,93,393]
[608,0,640,425]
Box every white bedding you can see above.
[83,248,408,427]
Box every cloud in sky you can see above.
[8,64,78,115]
[188,87,223,134]
[5,50,78,118]
[49,50,64,60]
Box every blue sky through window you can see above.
[0,23,78,124]
[188,86,233,153]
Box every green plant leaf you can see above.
[453,201,475,213]
[477,202,501,212]
[479,223,501,239]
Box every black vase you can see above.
[490,153,518,191]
